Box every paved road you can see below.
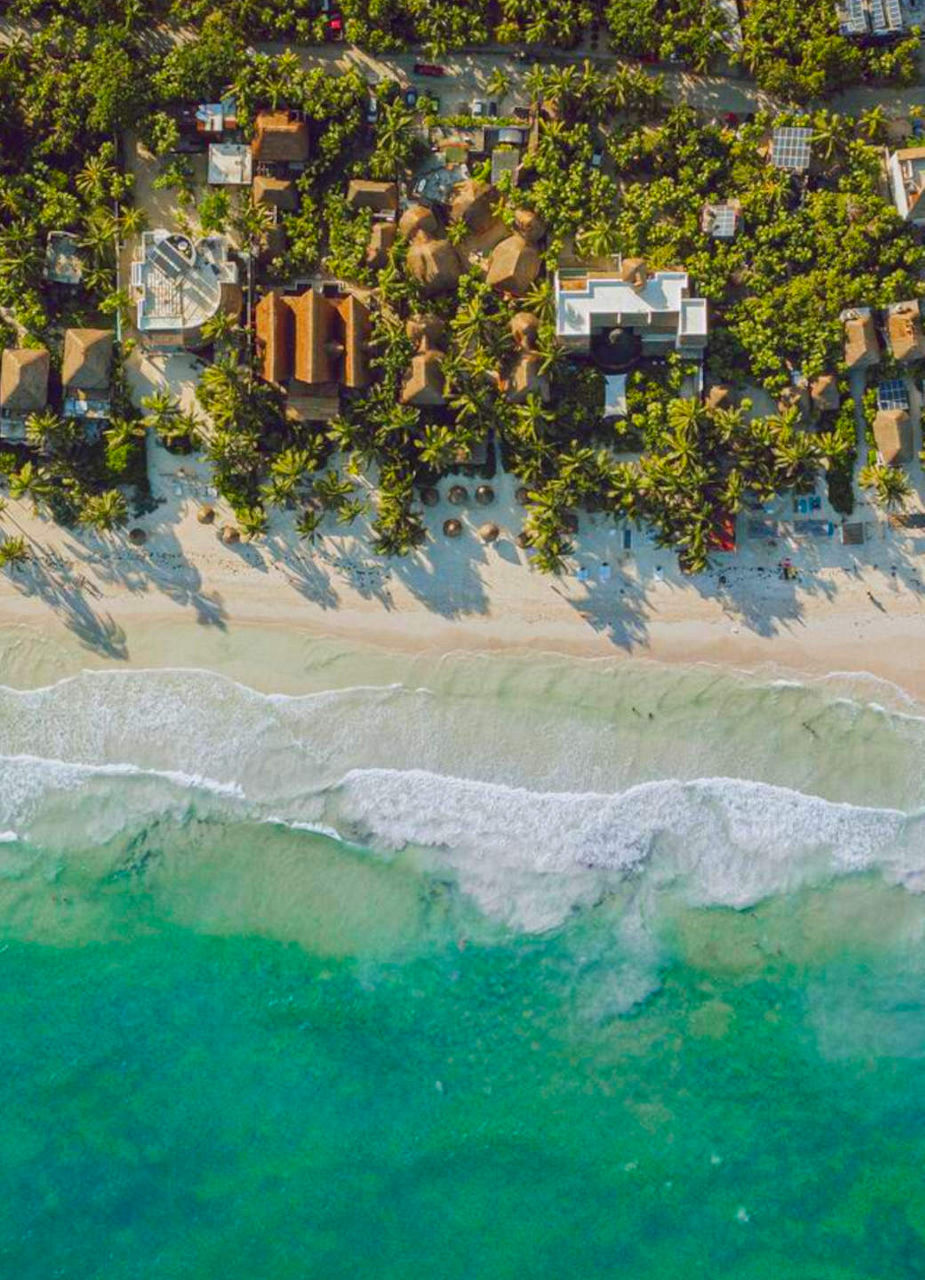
[257,40,925,119]
[1,17,923,120]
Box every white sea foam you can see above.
[319,767,918,930]
[0,662,921,932]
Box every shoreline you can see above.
[0,462,923,701]
[0,553,923,707]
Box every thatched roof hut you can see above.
[513,208,546,244]
[0,348,50,416]
[809,374,840,414]
[449,180,498,235]
[399,204,438,240]
[486,234,541,296]
[873,408,912,465]
[400,351,446,406]
[406,237,461,295]
[511,312,540,349]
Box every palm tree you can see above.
[236,505,268,539]
[416,424,458,471]
[0,536,30,570]
[336,497,369,526]
[9,461,52,513]
[576,217,620,260]
[80,209,118,264]
[200,309,239,346]
[296,507,323,543]
[75,152,117,205]
[116,205,148,239]
[79,489,128,532]
[860,463,912,513]
[314,469,355,509]
[485,67,511,102]
[524,64,547,109]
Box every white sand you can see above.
[0,445,924,700]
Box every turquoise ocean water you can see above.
[1,653,925,1276]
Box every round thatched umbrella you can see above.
[128,527,147,545]
[515,486,530,505]
[475,484,495,506]
[448,485,468,505]
[197,505,215,525]
[220,524,240,545]
[420,486,440,507]
[479,521,500,543]
[443,518,463,538]
[516,530,532,549]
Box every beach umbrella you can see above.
[475,484,495,506]
[197,505,215,525]
[220,524,241,545]
[128,527,147,545]
[478,521,500,543]
[420,486,440,507]
[448,485,468,505]
[442,518,463,538]
[515,486,530,505]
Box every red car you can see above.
[413,62,446,77]
[326,14,343,39]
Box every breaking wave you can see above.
[0,660,921,931]
[0,748,920,934]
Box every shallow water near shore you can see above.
[1,647,925,1276]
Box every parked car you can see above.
[367,96,379,124]
[421,94,441,114]
[471,99,486,116]
[723,112,739,127]
[591,147,603,169]
[404,85,419,107]
[513,106,530,120]
[488,101,498,116]
[413,62,446,77]
[325,13,343,39]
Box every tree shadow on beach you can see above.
[556,557,651,650]
[389,534,491,620]
[66,519,229,630]
[5,556,129,659]
[266,533,340,610]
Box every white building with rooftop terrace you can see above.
[555,259,708,358]
[131,231,242,349]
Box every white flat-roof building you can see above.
[555,260,708,357]
[131,230,241,348]
[887,146,925,225]
[208,143,253,186]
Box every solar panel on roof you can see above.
[876,378,909,411]
[711,206,737,237]
[845,0,868,31]
[771,126,812,172]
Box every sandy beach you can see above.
[0,433,923,700]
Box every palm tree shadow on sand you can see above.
[558,570,650,650]
[64,522,229,631]
[4,558,128,659]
